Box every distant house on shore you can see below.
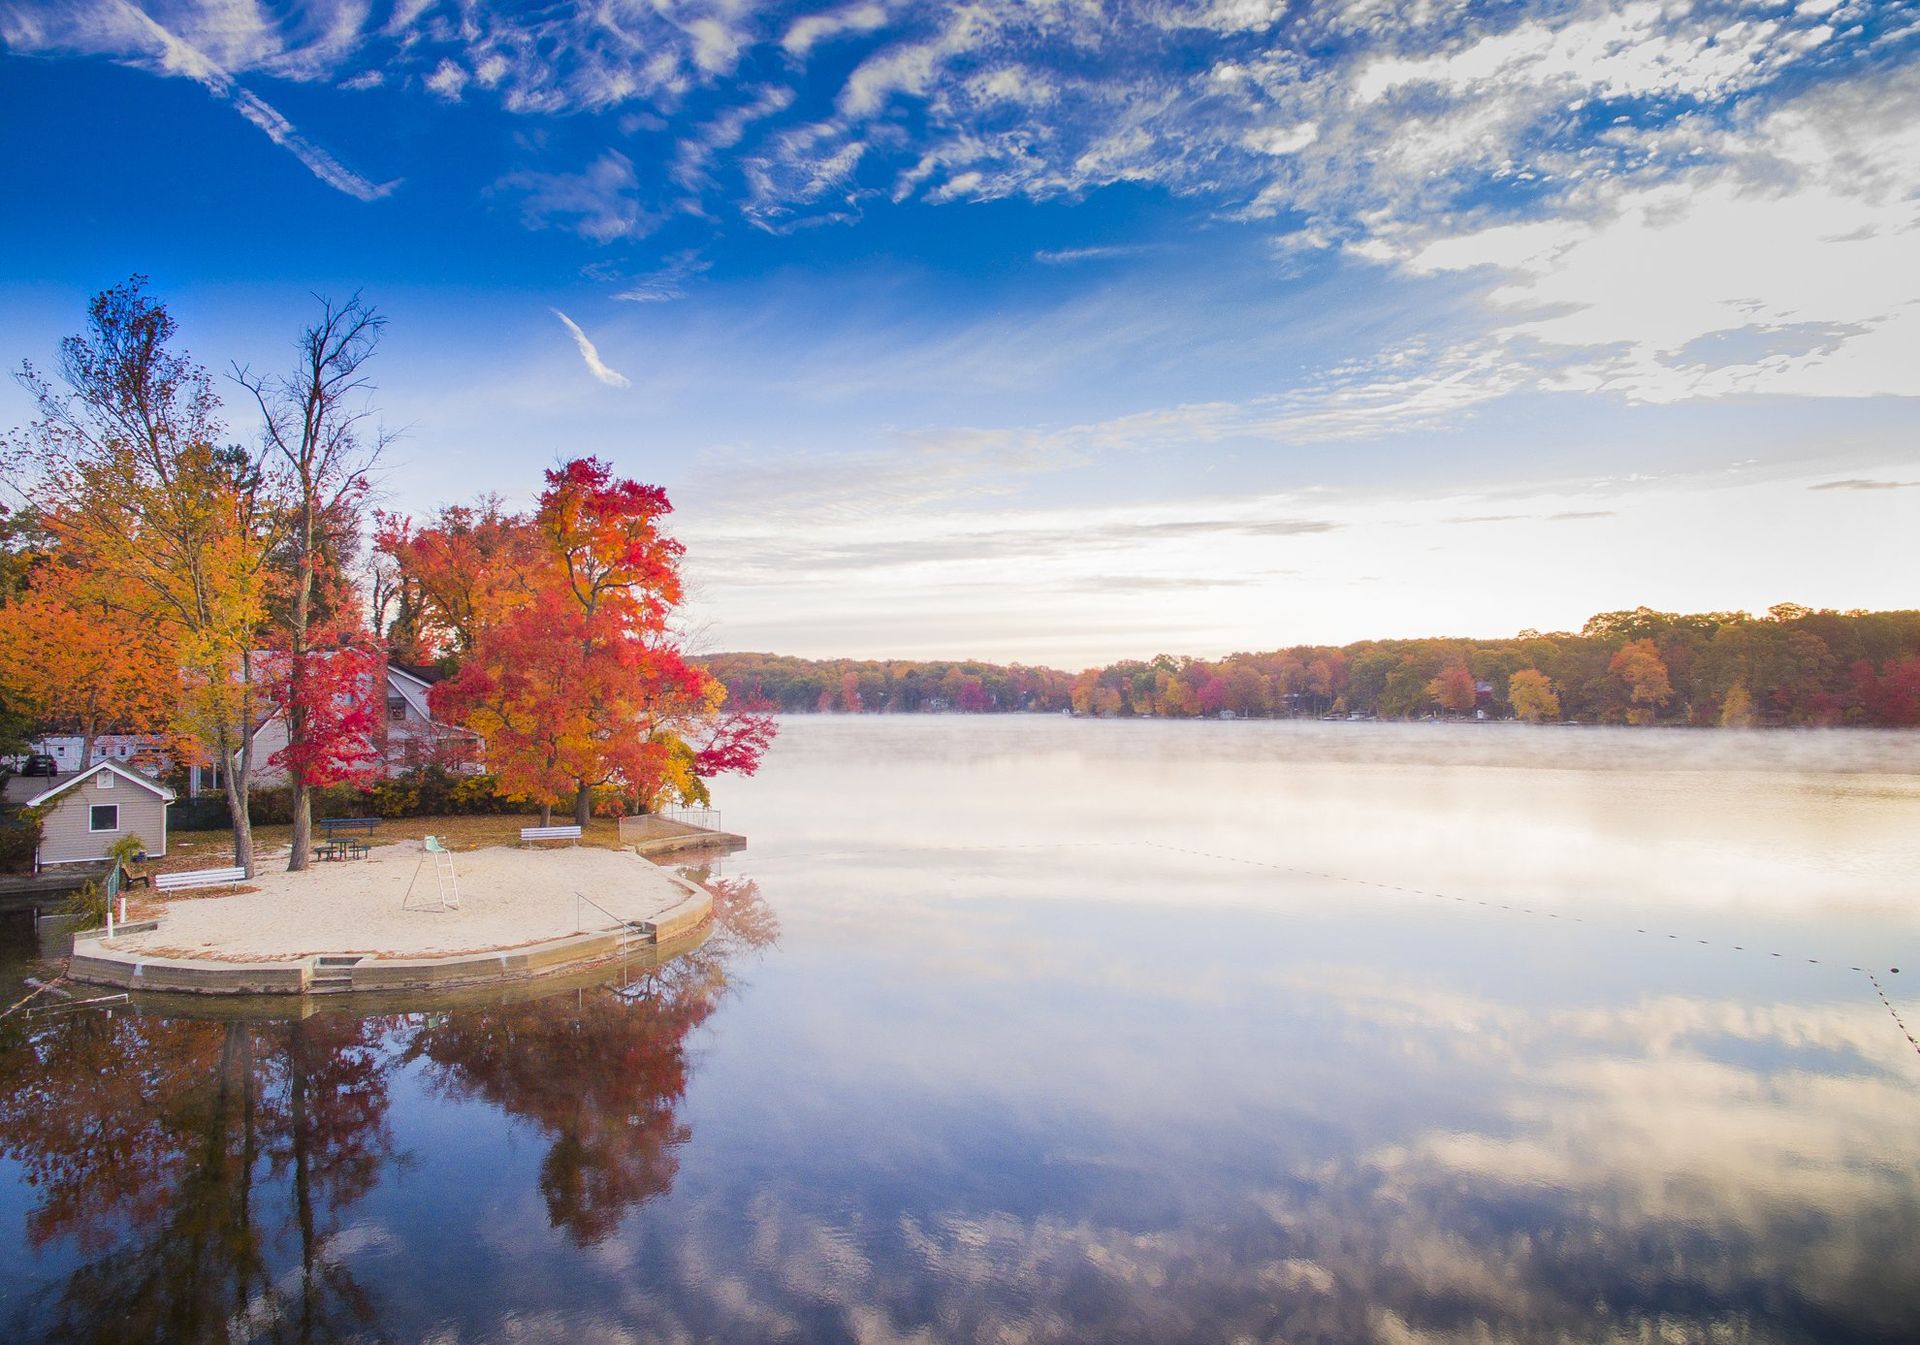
[14,661,484,802]
[8,761,174,868]
[380,664,486,776]
[249,661,485,787]
[25,733,172,777]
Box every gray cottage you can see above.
[21,761,174,867]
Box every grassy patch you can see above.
[164,813,628,873]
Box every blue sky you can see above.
[2,0,1917,665]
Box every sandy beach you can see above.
[105,842,690,962]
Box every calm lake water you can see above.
[3,717,1918,1343]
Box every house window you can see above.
[89,804,119,833]
[98,771,115,790]
[388,698,408,723]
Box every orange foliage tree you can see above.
[373,497,540,661]
[0,558,175,765]
[4,278,276,870]
[1426,661,1477,715]
[1506,668,1560,723]
[1610,638,1674,724]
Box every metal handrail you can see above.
[574,890,633,934]
[574,890,645,985]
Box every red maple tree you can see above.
[394,458,773,823]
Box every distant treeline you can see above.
[703,605,1920,727]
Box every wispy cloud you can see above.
[501,151,651,242]
[225,87,398,202]
[782,2,889,58]
[550,309,630,388]
[7,0,1892,271]
[1063,575,1267,593]
[1808,479,1919,491]
[690,508,1341,581]
[0,0,397,201]
[1034,245,1154,266]
[610,251,712,303]
[1446,509,1616,525]
[1365,64,1920,404]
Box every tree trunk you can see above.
[217,720,256,876]
[290,1020,317,1342]
[79,697,97,775]
[573,783,592,828]
[540,801,552,827]
[235,1023,257,1323]
[285,513,315,873]
[289,780,311,872]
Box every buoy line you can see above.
[1141,841,1917,1061]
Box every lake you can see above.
[3,717,1918,1343]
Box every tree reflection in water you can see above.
[0,1012,394,1342]
[0,873,775,1342]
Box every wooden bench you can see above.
[320,816,381,840]
[520,825,582,847]
[154,866,247,892]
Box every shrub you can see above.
[175,771,530,830]
[106,833,148,867]
[235,770,526,826]
[0,809,42,874]
[62,879,105,929]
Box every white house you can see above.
[380,664,486,775]
[248,662,484,786]
[26,733,173,776]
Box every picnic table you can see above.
[314,839,371,862]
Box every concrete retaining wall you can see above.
[631,828,747,858]
[67,883,715,998]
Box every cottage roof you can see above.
[21,760,176,808]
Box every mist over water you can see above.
[2,718,1916,1343]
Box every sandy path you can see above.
[107,842,688,961]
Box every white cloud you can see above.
[424,58,467,99]
[1386,66,1920,402]
[1171,0,1293,35]
[0,0,400,201]
[1033,245,1152,265]
[684,16,744,75]
[1242,122,1319,155]
[673,85,797,192]
[550,309,631,388]
[501,151,652,242]
[782,2,889,57]
[226,86,400,201]
[5,0,1874,255]
[1350,2,1824,106]
[611,251,712,303]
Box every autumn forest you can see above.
[707,604,1920,727]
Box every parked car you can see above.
[19,754,57,777]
